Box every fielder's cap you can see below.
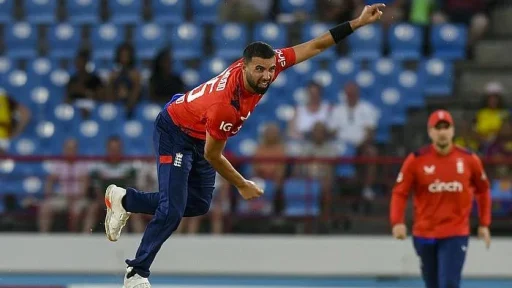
[428,109,454,128]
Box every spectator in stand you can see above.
[329,81,380,200]
[486,119,512,159]
[287,81,332,140]
[294,122,338,216]
[38,138,90,233]
[148,49,185,105]
[0,92,31,153]
[65,49,104,118]
[252,122,287,189]
[454,119,481,153]
[107,43,142,118]
[474,81,509,145]
[432,0,492,48]
[85,136,141,233]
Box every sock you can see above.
[121,195,127,210]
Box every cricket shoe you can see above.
[123,267,151,288]
[105,184,130,241]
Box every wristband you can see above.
[329,22,354,44]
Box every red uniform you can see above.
[168,48,297,141]
[390,145,491,239]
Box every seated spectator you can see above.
[454,119,481,153]
[0,92,31,152]
[253,122,286,188]
[294,122,338,216]
[107,43,142,118]
[85,136,138,233]
[148,49,185,104]
[65,49,104,117]
[38,138,90,233]
[329,81,379,200]
[287,81,332,140]
[486,119,512,159]
[474,81,509,144]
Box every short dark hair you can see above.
[243,41,275,63]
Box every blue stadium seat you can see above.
[76,120,108,155]
[370,58,402,86]
[48,23,82,59]
[5,22,38,59]
[279,0,315,14]
[213,23,248,59]
[135,23,166,60]
[389,23,423,60]
[199,57,229,80]
[335,142,356,178]
[375,87,407,127]
[311,69,337,102]
[51,103,82,134]
[66,0,100,24]
[191,0,220,24]
[121,120,153,156]
[237,179,276,215]
[347,24,383,60]
[35,120,65,155]
[283,179,321,217]
[328,58,361,92]
[152,0,185,25]
[355,70,379,102]
[394,70,425,108]
[420,58,454,96]
[0,57,14,86]
[25,0,56,24]
[254,23,287,49]
[302,23,335,60]
[90,103,126,133]
[91,23,126,60]
[8,137,38,156]
[5,70,31,105]
[431,24,467,60]
[27,58,54,87]
[0,0,13,23]
[108,0,142,24]
[169,23,204,60]
[287,59,320,86]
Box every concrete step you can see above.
[474,40,512,65]
[490,7,512,36]
[457,67,512,98]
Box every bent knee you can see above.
[184,201,211,217]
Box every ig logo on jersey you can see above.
[219,121,233,132]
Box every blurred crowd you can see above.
[1,0,512,235]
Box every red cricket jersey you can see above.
[390,145,491,238]
[167,48,297,141]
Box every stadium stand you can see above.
[0,0,512,235]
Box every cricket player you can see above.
[104,4,385,288]
[390,109,492,288]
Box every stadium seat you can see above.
[121,120,153,156]
[283,179,321,217]
[152,0,185,25]
[302,23,336,59]
[27,58,54,87]
[431,24,468,60]
[35,120,65,155]
[169,23,204,60]
[370,58,402,86]
[0,0,13,23]
[91,23,126,61]
[0,57,14,86]
[134,23,166,60]
[5,70,31,105]
[279,0,315,14]
[108,0,142,24]
[254,23,287,49]
[213,23,249,59]
[66,0,100,25]
[394,70,425,108]
[48,23,82,59]
[355,70,379,102]
[191,0,220,24]
[5,22,38,59]
[388,23,424,60]
[328,58,361,92]
[76,120,108,155]
[335,142,357,178]
[312,69,337,101]
[24,0,56,24]
[375,87,407,127]
[199,58,229,80]
[420,58,454,96]
[287,59,320,86]
[347,24,383,60]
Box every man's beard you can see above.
[247,77,270,94]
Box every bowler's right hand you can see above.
[238,180,264,200]
[392,223,407,240]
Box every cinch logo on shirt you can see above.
[428,180,463,193]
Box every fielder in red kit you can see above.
[103,4,386,288]
[390,110,492,288]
